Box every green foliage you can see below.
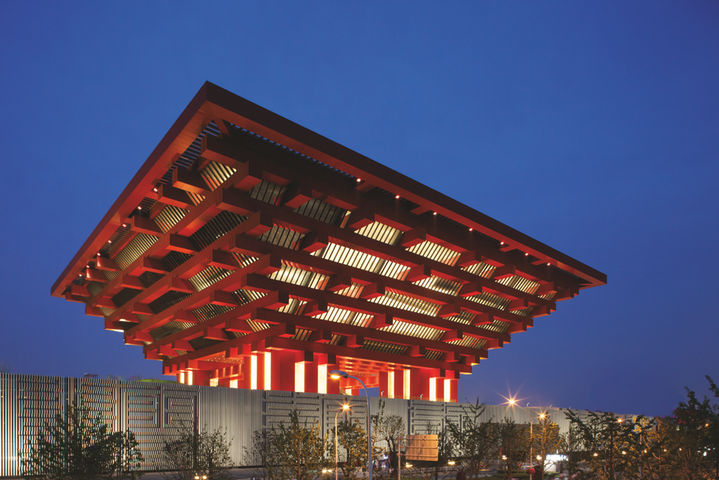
[163,426,232,480]
[336,419,368,480]
[246,428,276,480]
[498,418,529,480]
[564,410,641,480]
[671,375,719,480]
[530,413,561,480]
[558,422,585,478]
[265,410,328,480]
[446,400,498,477]
[20,404,143,480]
[563,376,719,480]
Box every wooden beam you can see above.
[244,274,508,346]
[172,167,209,195]
[254,308,486,358]
[124,254,279,336]
[264,337,471,374]
[140,293,286,353]
[132,216,162,236]
[220,189,555,310]
[231,233,531,329]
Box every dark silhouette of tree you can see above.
[267,410,328,480]
[446,401,497,477]
[530,413,561,480]
[21,404,143,480]
[673,376,718,480]
[559,422,586,479]
[336,419,368,480]
[163,426,232,480]
[371,399,405,478]
[498,418,529,480]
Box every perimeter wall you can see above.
[0,373,578,477]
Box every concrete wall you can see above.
[0,373,576,477]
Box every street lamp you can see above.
[330,370,372,480]
[335,403,351,480]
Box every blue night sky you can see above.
[1,2,717,417]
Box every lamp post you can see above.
[330,370,372,480]
[335,403,351,480]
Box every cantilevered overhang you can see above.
[51,82,605,399]
[52,81,605,298]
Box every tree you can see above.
[559,422,588,479]
[565,410,637,480]
[446,401,498,478]
[163,426,232,480]
[336,419,368,480]
[638,416,679,480]
[530,413,561,480]
[246,428,276,480]
[672,377,718,480]
[498,418,529,480]
[21,404,143,480]
[371,400,406,477]
[428,420,452,480]
[267,410,328,480]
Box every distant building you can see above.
[52,82,605,402]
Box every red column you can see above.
[272,350,296,392]
[434,376,444,402]
[410,368,428,400]
[191,370,211,386]
[298,352,318,394]
[379,371,389,398]
[446,378,458,402]
[397,369,409,399]
[237,356,251,389]
[258,351,269,390]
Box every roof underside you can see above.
[53,82,605,379]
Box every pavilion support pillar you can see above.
[190,370,211,386]
[247,355,257,389]
[316,360,328,394]
[400,369,411,399]
[258,351,271,390]
[272,350,296,392]
[431,376,444,402]
[444,377,458,402]
[379,371,396,399]
[294,352,318,393]
[410,367,431,400]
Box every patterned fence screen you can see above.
[0,373,575,477]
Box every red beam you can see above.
[243,274,508,346]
